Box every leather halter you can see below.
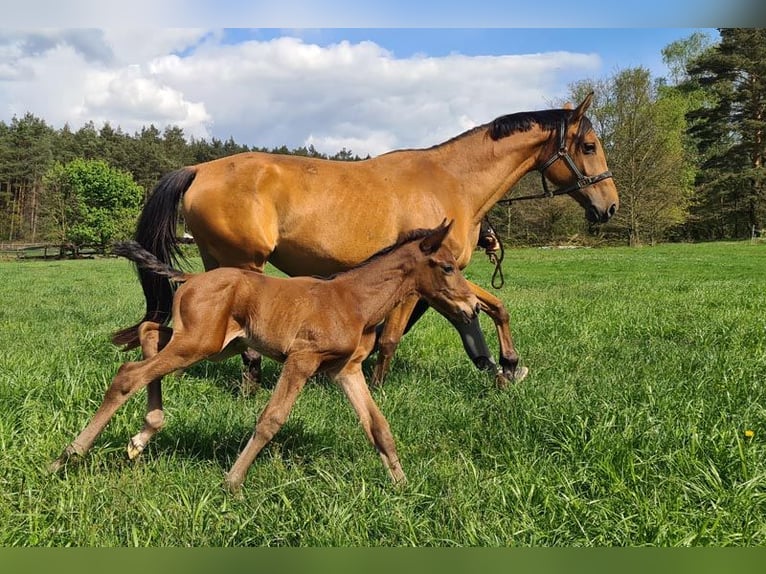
[497,117,613,204]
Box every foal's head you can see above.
[412,220,480,324]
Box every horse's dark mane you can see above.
[316,227,436,280]
[379,108,594,157]
[487,108,594,144]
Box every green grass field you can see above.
[0,241,764,546]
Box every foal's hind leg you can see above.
[126,323,173,460]
[196,245,263,395]
[51,335,212,472]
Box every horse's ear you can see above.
[420,219,453,254]
[571,91,594,122]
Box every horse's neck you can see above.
[337,251,418,327]
[427,124,550,221]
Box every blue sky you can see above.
[228,28,713,80]
[0,26,719,156]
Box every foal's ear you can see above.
[420,219,453,254]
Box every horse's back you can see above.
[182,149,474,275]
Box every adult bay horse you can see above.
[113,92,618,388]
[54,222,480,491]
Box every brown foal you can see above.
[51,221,480,492]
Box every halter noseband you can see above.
[497,116,613,204]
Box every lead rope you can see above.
[488,232,505,289]
[479,215,506,289]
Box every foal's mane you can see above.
[316,227,436,281]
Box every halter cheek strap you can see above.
[497,117,613,204]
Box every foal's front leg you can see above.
[336,362,405,484]
[225,354,320,493]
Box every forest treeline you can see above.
[1,28,764,250]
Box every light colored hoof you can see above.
[496,365,529,389]
[126,437,145,460]
[513,366,529,382]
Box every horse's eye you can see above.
[583,142,597,154]
[442,264,454,274]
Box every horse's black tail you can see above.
[112,167,197,350]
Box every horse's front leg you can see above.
[240,349,262,396]
[468,281,528,388]
[371,295,420,387]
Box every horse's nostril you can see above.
[608,204,617,218]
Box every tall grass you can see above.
[0,242,764,546]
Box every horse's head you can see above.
[539,92,619,224]
[415,220,480,324]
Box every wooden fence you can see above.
[0,243,102,260]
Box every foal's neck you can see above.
[336,248,419,327]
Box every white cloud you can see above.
[0,31,602,157]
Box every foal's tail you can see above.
[111,167,196,350]
[113,241,189,282]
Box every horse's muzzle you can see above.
[587,203,617,224]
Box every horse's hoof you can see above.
[512,366,529,382]
[496,365,529,388]
[239,371,261,397]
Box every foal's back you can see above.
[171,267,360,365]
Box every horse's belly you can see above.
[269,241,376,277]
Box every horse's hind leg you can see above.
[371,295,420,386]
[127,323,173,460]
[240,349,262,395]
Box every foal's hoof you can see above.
[49,445,80,474]
[126,437,146,461]
[224,473,245,497]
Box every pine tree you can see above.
[685,28,766,238]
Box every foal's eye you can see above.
[442,264,455,274]
[583,142,597,154]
